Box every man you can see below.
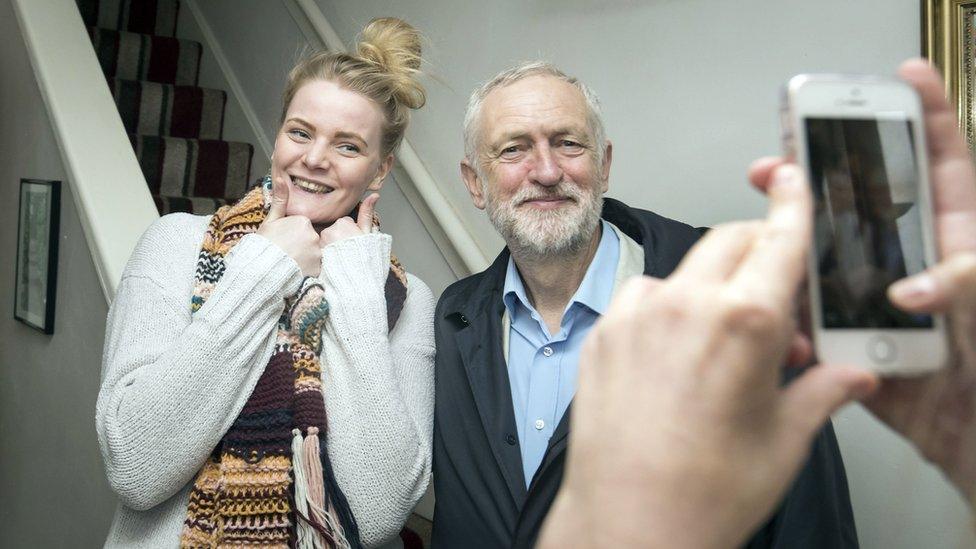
[431,61,858,548]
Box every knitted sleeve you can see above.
[317,232,436,547]
[95,215,303,511]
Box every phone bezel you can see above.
[783,74,947,375]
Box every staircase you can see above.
[77,0,254,216]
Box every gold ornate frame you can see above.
[923,0,976,152]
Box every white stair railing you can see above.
[12,0,159,303]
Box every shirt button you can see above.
[534,419,545,430]
[542,346,554,357]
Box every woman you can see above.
[96,18,434,549]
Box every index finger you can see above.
[898,59,976,255]
[747,156,787,194]
[731,164,813,309]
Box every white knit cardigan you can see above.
[95,213,435,548]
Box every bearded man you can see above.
[431,62,858,548]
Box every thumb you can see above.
[266,175,290,222]
[888,253,976,313]
[357,193,379,233]
[781,364,878,437]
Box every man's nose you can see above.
[528,145,563,187]
[303,141,331,171]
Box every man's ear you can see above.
[368,154,395,191]
[600,140,613,193]
[461,159,487,210]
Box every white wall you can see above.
[315,1,976,547]
[0,0,116,545]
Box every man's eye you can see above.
[499,146,522,159]
[559,140,583,149]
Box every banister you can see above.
[11,0,159,303]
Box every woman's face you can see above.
[273,79,393,227]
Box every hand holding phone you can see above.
[755,59,976,504]
[781,72,948,375]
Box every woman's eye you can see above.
[338,144,361,154]
[288,129,310,140]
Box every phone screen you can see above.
[804,117,933,329]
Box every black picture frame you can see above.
[14,179,61,334]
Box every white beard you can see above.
[484,179,603,258]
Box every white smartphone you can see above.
[781,74,948,376]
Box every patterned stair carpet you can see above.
[78,0,253,215]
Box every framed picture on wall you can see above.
[14,179,61,334]
[923,0,976,153]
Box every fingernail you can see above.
[889,274,936,305]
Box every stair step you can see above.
[76,0,180,37]
[129,135,254,202]
[152,194,233,216]
[111,79,226,140]
[88,27,201,86]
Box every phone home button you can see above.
[867,335,897,364]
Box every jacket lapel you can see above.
[453,253,529,508]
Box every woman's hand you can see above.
[748,59,976,506]
[539,165,877,549]
[863,59,976,506]
[319,193,380,248]
[257,173,322,277]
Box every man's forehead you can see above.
[480,75,589,141]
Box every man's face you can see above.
[462,75,612,257]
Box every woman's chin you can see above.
[287,200,349,226]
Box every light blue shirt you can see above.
[502,220,620,487]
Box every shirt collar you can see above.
[503,219,620,318]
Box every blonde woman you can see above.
[97,18,433,549]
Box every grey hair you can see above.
[462,61,607,170]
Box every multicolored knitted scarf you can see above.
[180,176,408,548]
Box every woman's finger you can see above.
[888,252,976,313]
[747,156,787,194]
[785,332,814,368]
[733,164,813,311]
[671,221,763,283]
[781,364,879,437]
[897,59,976,256]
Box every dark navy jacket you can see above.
[431,198,858,548]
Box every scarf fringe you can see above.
[288,427,349,549]
[293,429,326,549]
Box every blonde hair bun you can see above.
[356,17,426,110]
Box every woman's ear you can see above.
[368,154,395,191]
